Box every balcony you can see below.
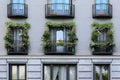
[44,44,75,55]
[92,45,113,55]
[92,3,112,18]
[7,3,28,18]
[7,40,28,55]
[45,3,75,18]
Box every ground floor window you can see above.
[44,64,76,80]
[94,64,110,80]
[9,64,26,80]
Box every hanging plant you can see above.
[90,22,115,52]
[42,22,78,47]
[4,21,31,50]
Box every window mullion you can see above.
[17,65,19,80]
[100,66,102,80]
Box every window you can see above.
[98,30,107,43]
[12,28,23,52]
[11,0,25,15]
[50,27,69,52]
[9,64,26,80]
[44,64,76,80]
[96,0,109,15]
[47,0,71,15]
[94,64,110,80]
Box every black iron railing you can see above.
[7,3,28,18]
[92,3,112,18]
[45,3,75,18]
[93,45,113,55]
[44,44,75,55]
[7,40,28,55]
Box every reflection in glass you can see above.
[12,66,17,79]
[102,66,108,80]
[96,0,109,16]
[95,65,109,80]
[56,30,64,52]
[95,66,100,80]
[44,66,51,80]
[98,31,107,43]
[69,66,76,80]
[19,66,25,79]
[56,30,64,44]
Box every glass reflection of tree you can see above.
[56,30,64,46]
[102,66,108,80]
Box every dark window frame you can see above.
[93,64,110,80]
[43,64,77,80]
[9,64,26,80]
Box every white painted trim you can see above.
[7,58,28,64]
[1,55,120,59]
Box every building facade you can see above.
[0,0,120,80]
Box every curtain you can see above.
[44,66,51,80]
[59,66,67,80]
[69,66,76,80]
[52,66,59,80]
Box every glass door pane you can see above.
[19,66,25,79]
[69,66,76,80]
[12,66,17,79]
[59,66,67,80]
[102,66,109,80]
[96,0,108,15]
[95,66,101,80]
[52,66,59,80]
[56,30,64,52]
[44,66,51,80]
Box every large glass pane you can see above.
[96,0,108,15]
[98,31,107,43]
[95,66,100,80]
[59,66,67,80]
[12,0,24,15]
[69,66,76,80]
[12,66,17,79]
[52,66,59,80]
[56,30,64,52]
[44,66,51,80]
[19,66,25,79]
[102,66,109,80]
[56,30,64,45]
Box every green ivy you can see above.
[90,22,115,50]
[4,21,31,50]
[42,22,78,47]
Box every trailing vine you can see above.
[90,22,115,51]
[42,22,78,47]
[4,21,31,51]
